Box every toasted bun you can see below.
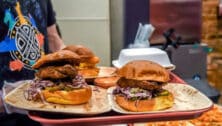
[117,60,170,82]
[42,86,92,105]
[87,56,100,64]
[32,50,80,69]
[115,92,174,112]
[63,45,94,58]
[94,77,119,89]
[78,68,100,77]
[63,45,100,64]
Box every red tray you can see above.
[29,107,211,126]
[169,72,186,84]
[28,72,211,126]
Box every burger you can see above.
[24,50,92,105]
[63,45,100,77]
[113,60,174,112]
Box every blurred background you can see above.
[51,0,222,104]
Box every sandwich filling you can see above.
[24,75,87,101]
[113,77,169,101]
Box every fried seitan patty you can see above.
[35,64,77,79]
[117,77,167,91]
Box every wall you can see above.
[51,0,111,66]
[110,0,124,61]
[202,0,222,96]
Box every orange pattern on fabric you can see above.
[36,33,44,47]
[15,2,27,25]
[9,60,24,71]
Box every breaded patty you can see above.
[117,77,166,91]
[36,64,77,79]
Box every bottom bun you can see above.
[94,77,119,89]
[115,92,174,112]
[78,68,99,77]
[42,86,92,105]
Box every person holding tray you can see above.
[0,0,65,125]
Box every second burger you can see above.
[63,45,100,78]
[113,60,174,112]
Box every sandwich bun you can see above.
[63,45,100,63]
[94,76,119,89]
[42,86,92,105]
[78,67,100,77]
[115,92,174,112]
[63,45,95,58]
[117,60,170,82]
[32,50,80,69]
[87,56,100,64]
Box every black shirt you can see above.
[0,0,56,88]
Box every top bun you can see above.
[63,45,95,58]
[63,45,100,64]
[117,60,170,82]
[32,50,80,69]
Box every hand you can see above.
[47,24,65,52]
[0,90,6,113]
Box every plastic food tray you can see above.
[27,72,213,126]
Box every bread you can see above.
[63,45,94,58]
[78,67,100,77]
[42,86,92,105]
[86,56,100,64]
[32,50,80,69]
[115,92,174,112]
[63,45,100,63]
[117,60,170,82]
[94,77,119,89]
